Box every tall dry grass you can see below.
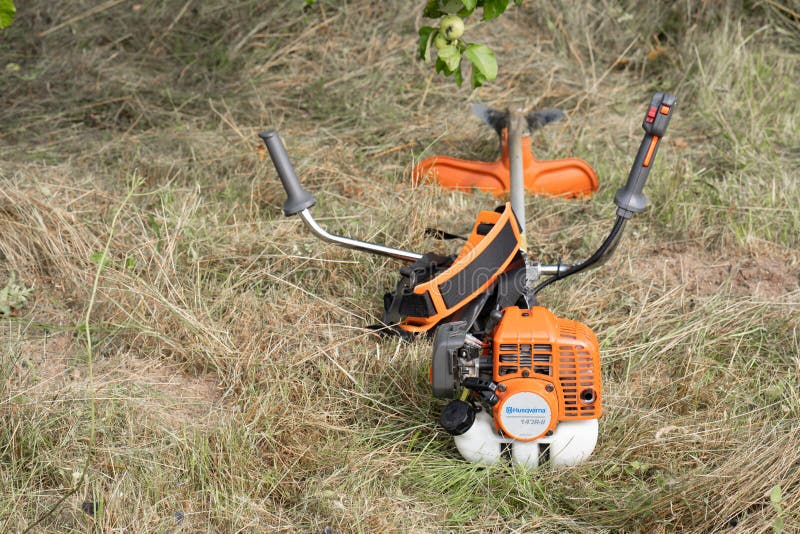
[1,0,799,531]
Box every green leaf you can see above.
[437,44,461,72]
[0,0,15,29]
[453,65,464,86]
[465,43,497,82]
[418,26,436,61]
[422,0,443,18]
[442,0,464,14]
[460,0,478,11]
[482,0,509,20]
[90,251,110,269]
[435,57,447,74]
[471,67,487,89]
[774,517,784,534]
[770,485,782,505]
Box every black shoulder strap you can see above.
[382,253,453,326]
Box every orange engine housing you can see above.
[490,306,602,441]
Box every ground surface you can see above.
[1,1,799,532]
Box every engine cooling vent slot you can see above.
[496,343,552,377]
[519,344,532,366]
[558,341,596,418]
[498,343,553,376]
[533,343,552,376]
[498,343,519,376]
[560,323,578,340]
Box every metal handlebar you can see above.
[297,209,422,262]
[261,91,675,275]
[260,130,422,262]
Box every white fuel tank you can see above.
[453,411,598,467]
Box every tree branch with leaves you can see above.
[418,0,523,88]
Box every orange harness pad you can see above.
[399,203,521,333]
[413,130,599,198]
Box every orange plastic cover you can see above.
[491,306,602,440]
[413,130,599,198]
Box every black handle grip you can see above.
[614,92,677,219]
[259,130,316,216]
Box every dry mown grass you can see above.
[1,1,799,532]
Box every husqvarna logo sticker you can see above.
[499,392,552,439]
[505,406,546,414]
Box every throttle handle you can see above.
[614,92,677,219]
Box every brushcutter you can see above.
[260,92,676,467]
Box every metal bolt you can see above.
[580,388,596,404]
[522,370,530,377]
[545,384,554,392]
[497,384,506,392]
[546,430,553,436]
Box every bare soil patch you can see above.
[643,244,800,299]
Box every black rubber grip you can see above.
[259,130,316,216]
[614,92,677,219]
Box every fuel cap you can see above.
[439,400,475,436]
